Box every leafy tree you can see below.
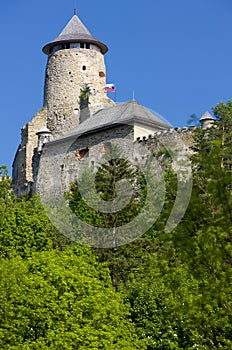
[0,165,13,200]
[0,166,70,258]
[187,113,199,127]
[68,142,146,228]
[1,99,231,349]
[173,100,232,269]
[0,165,144,349]
[0,247,144,349]
[66,142,148,253]
[167,100,232,348]
[93,101,232,348]
[0,193,70,258]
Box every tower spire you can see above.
[42,11,108,55]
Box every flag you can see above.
[104,83,116,92]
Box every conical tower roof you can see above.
[200,111,214,122]
[43,12,108,55]
[36,126,52,134]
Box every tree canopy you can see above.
[0,100,231,349]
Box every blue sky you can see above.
[0,0,231,173]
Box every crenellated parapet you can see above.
[135,117,214,149]
[136,125,196,151]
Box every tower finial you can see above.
[74,8,77,15]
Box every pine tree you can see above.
[67,142,146,247]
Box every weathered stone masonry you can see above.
[35,125,134,198]
[12,12,215,197]
[12,12,114,195]
[44,48,114,138]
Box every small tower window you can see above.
[82,65,86,71]
[61,43,70,49]
[70,43,80,48]
[80,43,90,49]
[99,71,105,77]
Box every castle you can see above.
[12,11,214,197]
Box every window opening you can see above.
[75,148,89,160]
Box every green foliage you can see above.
[166,100,232,348]
[67,142,146,230]
[0,165,144,349]
[0,165,13,200]
[74,101,232,348]
[1,100,232,349]
[79,83,92,110]
[0,193,70,258]
[187,113,199,126]
[0,248,144,349]
[175,100,232,266]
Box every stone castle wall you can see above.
[12,47,115,195]
[136,126,196,149]
[35,125,195,199]
[12,108,47,195]
[44,48,114,138]
[35,125,134,198]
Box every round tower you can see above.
[200,111,215,129]
[36,126,52,152]
[42,10,114,138]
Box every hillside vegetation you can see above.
[0,101,231,349]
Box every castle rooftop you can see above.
[200,111,214,122]
[42,12,108,55]
[68,100,171,138]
